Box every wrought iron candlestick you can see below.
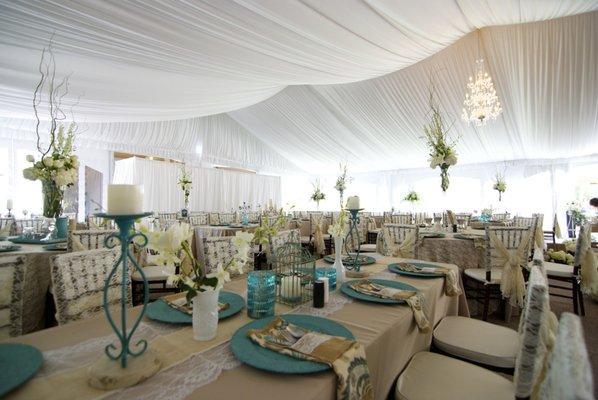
[88,212,161,390]
[344,208,364,273]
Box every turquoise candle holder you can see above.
[95,212,152,368]
[247,270,276,319]
[316,268,337,290]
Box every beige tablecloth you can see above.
[4,256,468,400]
[0,243,63,335]
[418,229,486,270]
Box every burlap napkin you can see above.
[248,317,374,400]
[350,281,430,332]
[394,262,462,297]
[165,296,229,315]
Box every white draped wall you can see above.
[283,155,598,229]
[113,157,281,212]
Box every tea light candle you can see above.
[346,196,360,210]
[6,199,13,210]
[280,276,301,299]
[107,185,143,215]
[318,277,329,303]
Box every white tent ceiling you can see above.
[0,1,597,174]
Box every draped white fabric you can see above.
[231,11,598,173]
[0,0,595,121]
[0,113,296,174]
[282,154,598,229]
[113,157,281,212]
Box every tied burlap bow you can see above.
[553,214,562,239]
[395,263,462,297]
[446,210,456,225]
[578,227,598,297]
[350,281,430,333]
[313,216,326,256]
[534,215,545,250]
[366,217,377,232]
[380,227,416,258]
[488,230,531,307]
[248,317,374,400]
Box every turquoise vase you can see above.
[55,217,68,239]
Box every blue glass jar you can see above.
[315,268,337,290]
[247,270,276,319]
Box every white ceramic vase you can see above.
[333,236,346,285]
[192,289,220,341]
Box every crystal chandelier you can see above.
[461,58,502,126]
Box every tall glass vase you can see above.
[333,236,346,285]
[193,289,220,341]
[41,179,63,219]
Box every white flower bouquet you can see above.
[403,191,420,203]
[334,164,352,208]
[328,209,348,238]
[310,179,326,209]
[143,223,253,303]
[22,123,79,218]
[423,92,459,192]
[493,172,507,201]
[178,165,193,208]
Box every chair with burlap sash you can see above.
[377,223,419,259]
[463,226,532,320]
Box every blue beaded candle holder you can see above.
[95,212,153,367]
[316,268,337,290]
[247,270,276,319]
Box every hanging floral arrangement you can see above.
[334,163,352,208]
[493,171,507,201]
[423,91,459,192]
[310,179,326,210]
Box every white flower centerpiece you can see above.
[328,208,349,284]
[334,164,352,208]
[178,165,192,217]
[423,92,459,192]
[143,223,253,341]
[493,172,507,202]
[310,179,326,210]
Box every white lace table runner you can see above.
[38,291,353,399]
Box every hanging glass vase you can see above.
[333,236,346,285]
[192,289,220,341]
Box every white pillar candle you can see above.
[318,277,329,303]
[346,196,360,210]
[107,185,143,215]
[280,276,301,299]
[6,199,13,209]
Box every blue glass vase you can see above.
[247,270,276,319]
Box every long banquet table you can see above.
[3,255,469,400]
[418,228,486,270]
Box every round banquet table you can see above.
[418,229,486,271]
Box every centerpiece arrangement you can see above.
[423,91,459,192]
[22,41,79,238]
[252,208,291,269]
[328,208,348,284]
[493,171,507,201]
[178,165,192,217]
[403,190,420,203]
[310,179,326,210]
[334,164,352,208]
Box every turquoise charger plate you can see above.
[231,314,354,374]
[8,236,67,245]
[0,244,21,253]
[145,291,244,324]
[323,254,376,266]
[420,232,446,239]
[388,262,444,278]
[0,343,43,397]
[340,279,419,304]
[42,243,67,251]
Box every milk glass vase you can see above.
[193,289,220,341]
[333,236,346,284]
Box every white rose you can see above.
[43,156,54,168]
[54,159,64,169]
[444,153,458,166]
[70,155,79,168]
[428,155,443,169]
[26,154,34,162]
